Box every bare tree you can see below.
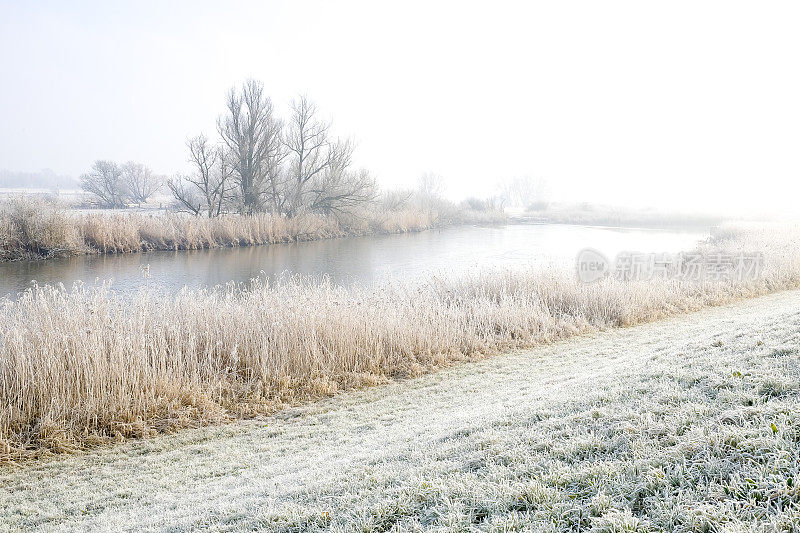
[413,172,447,218]
[166,176,203,216]
[499,176,549,209]
[305,139,376,215]
[280,96,379,217]
[167,135,232,217]
[80,160,128,208]
[217,80,284,214]
[380,189,414,211]
[209,84,376,217]
[418,172,445,198]
[283,95,335,216]
[122,162,162,205]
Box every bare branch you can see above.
[80,160,128,208]
[217,80,283,214]
[122,162,162,205]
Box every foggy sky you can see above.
[1,0,799,213]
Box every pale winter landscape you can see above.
[2,2,800,532]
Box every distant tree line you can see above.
[1,169,79,190]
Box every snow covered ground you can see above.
[1,289,799,531]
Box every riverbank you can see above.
[1,223,798,461]
[2,288,798,530]
[0,223,706,300]
[0,196,507,262]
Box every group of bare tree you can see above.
[169,80,376,218]
[498,176,549,209]
[80,161,162,208]
[166,135,230,217]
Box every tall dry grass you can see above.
[0,197,85,260]
[0,196,506,261]
[1,224,799,460]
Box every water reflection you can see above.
[0,224,707,298]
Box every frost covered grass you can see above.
[1,290,798,530]
[0,196,506,261]
[1,223,799,461]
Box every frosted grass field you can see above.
[1,290,798,531]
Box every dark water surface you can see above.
[0,224,707,298]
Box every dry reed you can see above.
[0,197,85,260]
[0,197,505,261]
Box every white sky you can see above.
[1,0,799,213]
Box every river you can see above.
[0,224,707,298]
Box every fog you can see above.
[1,1,799,215]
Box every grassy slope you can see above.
[2,289,798,531]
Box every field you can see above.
[1,289,798,530]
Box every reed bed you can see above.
[1,224,799,460]
[0,196,505,261]
[0,197,86,260]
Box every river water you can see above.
[0,224,707,298]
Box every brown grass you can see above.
[1,223,799,461]
[0,197,86,260]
